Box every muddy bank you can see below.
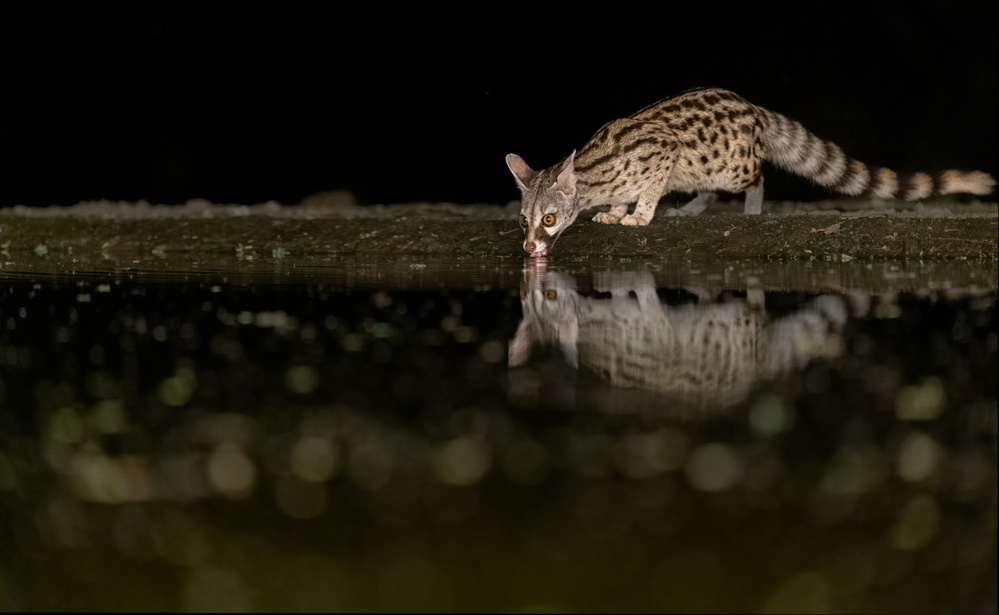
[0,199,996,292]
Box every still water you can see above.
[0,259,995,612]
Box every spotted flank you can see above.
[507,87,995,256]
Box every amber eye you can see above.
[545,290,558,300]
[542,213,557,227]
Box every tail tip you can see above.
[940,170,996,196]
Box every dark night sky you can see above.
[2,3,996,208]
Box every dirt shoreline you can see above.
[1,199,996,292]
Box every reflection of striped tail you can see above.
[759,108,996,200]
[762,291,871,379]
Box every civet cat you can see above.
[509,268,867,412]
[506,88,995,257]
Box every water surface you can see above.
[0,258,995,612]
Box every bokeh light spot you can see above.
[286,365,319,394]
[684,443,741,492]
[749,394,794,437]
[616,428,688,479]
[891,494,941,550]
[435,436,491,486]
[275,474,328,519]
[158,369,197,407]
[896,432,943,482]
[206,444,256,499]
[47,407,85,444]
[289,436,339,483]
[895,377,945,420]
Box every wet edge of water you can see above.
[1,205,997,265]
[1,257,996,296]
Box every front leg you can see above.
[620,190,660,226]
[592,203,628,224]
[621,164,673,226]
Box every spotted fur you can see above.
[509,268,868,412]
[507,88,995,257]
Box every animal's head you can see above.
[508,264,580,368]
[505,151,581,258]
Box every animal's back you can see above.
[632,87,995,199]
[574,88,766,197]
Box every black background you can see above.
[2,3,996,208]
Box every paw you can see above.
[620,213,651,226]
[665,208,694,217]
[592,212,621,224]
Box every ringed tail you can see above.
[758,108,996,200]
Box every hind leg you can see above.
[744,182,764,215]
[666,191,718,217]
[593,203,629,224]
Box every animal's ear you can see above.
[554,150,577,198]
[506,154,537,192]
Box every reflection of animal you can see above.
[509,269,865,410]
[506,88,995,257]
